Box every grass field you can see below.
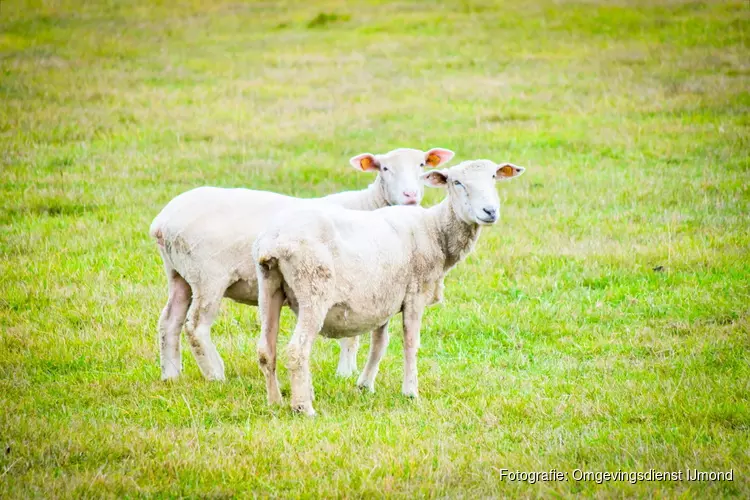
[1,0,749,496]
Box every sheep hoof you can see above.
[335,360,358,378]
[402,388,419,399]
[356,378,375,393]
[161,364,182,381]
[292,403,316,417]
[336,367,356,378]
[268,393,283,406]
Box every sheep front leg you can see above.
[286,307,324,416]
[357,322,390,392]
[401,305,423,398]
[336,336,360,377]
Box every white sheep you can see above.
[149,148,455,382]
[253,159,526,415]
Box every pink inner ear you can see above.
[497,163,521,177]
[350,154,379,171]
[425,148,455,167]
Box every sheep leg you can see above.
[402,306,423,398]
[286,307,324,416]
[184,289,226,381]
[356,322,390,392]
[159,270,191,381]
[336,336,360,377]
[256,263,284,405]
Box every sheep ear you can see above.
[496,163,525,181]
[422,170,448,188]
[349,153,381,172]
[424,148,454,168]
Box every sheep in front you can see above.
[149,148,454,382]
[253,159,526,415]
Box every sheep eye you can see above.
[382,167,389,172]
[420,163,425,167]
[453,180,462,187]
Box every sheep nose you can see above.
[403,191,418,204]
[483,207,497,220]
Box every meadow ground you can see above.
[1,0,749,497]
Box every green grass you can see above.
[1,0,748,496]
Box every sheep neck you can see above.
[428,197,482,272]
[320,177,387,211]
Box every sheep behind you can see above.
[150,148,455,382]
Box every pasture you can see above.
[1,0,748,496]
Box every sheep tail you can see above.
[149,215,165,247]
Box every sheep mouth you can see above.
[403,199,418,206]
[477,216,497,224]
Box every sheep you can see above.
[253,159,526,415]
[149,147,455,382]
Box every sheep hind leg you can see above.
[286,306,326,416]
[256,261,284,405]
[159,270,192,381]
[184,287,226,381]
